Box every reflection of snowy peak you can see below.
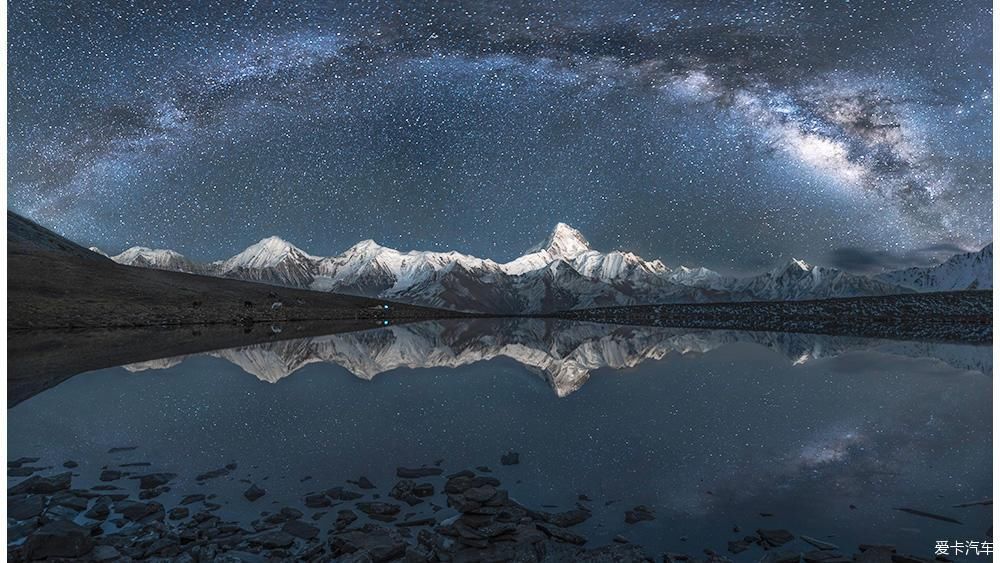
[100,224,990,313]
[127,320,991,397]
[877,244,992,291]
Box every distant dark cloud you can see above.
[828,243,974,273]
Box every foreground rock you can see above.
[6,461,937,563]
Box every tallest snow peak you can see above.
[544,223,591,260]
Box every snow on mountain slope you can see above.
[215,236,319,287]
[725,258,910,301]
[111,247,201,273]
[877,244,992,291]
[93,223,987,312]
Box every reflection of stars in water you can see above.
[7,1,991,270]
[798,431,865,467]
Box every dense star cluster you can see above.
[7,1,991,272]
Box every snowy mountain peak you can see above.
[221,236,312,272]
[344,239,384,255]
[111,246,198,273]
[542,223,591,260]
[88,246,109,257]
[780,258,813,274]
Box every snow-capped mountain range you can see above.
[122,319,991,397]
[92,223,992,313]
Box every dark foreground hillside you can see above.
[558,291,992,343]
[8,212,459,330]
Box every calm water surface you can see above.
[8,320,992,559]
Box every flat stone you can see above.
[255,530,295,549]
[99,470,122,482]
[305,493,332,508]
[282,519,319,540]
[758,528,796,547]
[9,472,72,495]
[180,494,206,505]
[536,522,587,545]
[23,520,93,559]
[396,466,443,478]
[168,507,190,520]
[137,472,176,489]
[9,494,46,520]
[801,535,839,551]
[91,545,121,561]
[357,502,401,517]
[335,510,358,530]
[463,485,497,502]
[543,508,591,528]
[326,486,363,500]
[501,451,520,465]
[244,484,266,502]
[624,505,655,524]
[114,500,165,522]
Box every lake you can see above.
[7,319,993,561]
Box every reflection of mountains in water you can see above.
[123,320,992,396]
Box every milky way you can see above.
[7,1,991,272]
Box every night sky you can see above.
[7,1,992,273]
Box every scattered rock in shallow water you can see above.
[335,509,358,530]
[168,506,190,520]
[536,522,587,545]
[330,524,407,560]
[305,493,332,508]
[390,479,427,506]
[91,545,121,561]
[138,486,168,499]
[357,502,401,518]
[99,470,122,482]
[396,466,443,478]
[801,535,840,551]
[114,500,165,523]
[624,505,656,524]
[803,551,852,563]
[282,519,319,539]
[9,472,72,495]
[613,535,629,544]
[501,451,520,465]
[180,493,206,505]
[62,460,78,468]
[196,463,237,481]
[326,486,363,500]
[351,476,376,489]
[137,472,176,489]
[8,456,41,468]
[23,520,93,559]
[8,494,46,520]
[728,539,752,553]
[243,484,266,502]
[84,497,112,520]
[542,507,592,528]
[757,528,796,548]
[8,465,47,477]
[108,446,138,453]
[252,529,295,549]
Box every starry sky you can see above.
[7,1,992,273]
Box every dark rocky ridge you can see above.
[556,291,992,343]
